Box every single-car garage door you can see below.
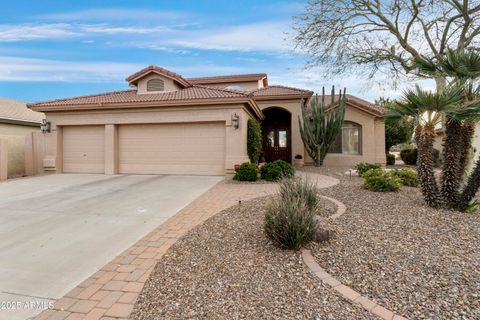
[118,122,225,175]
[63,126,105,173]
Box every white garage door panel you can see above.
[119,123,225,175]
[63,126,105,173]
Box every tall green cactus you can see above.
[299,87,346,166]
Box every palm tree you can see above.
[387,85,462,207]
[415,49,480,208]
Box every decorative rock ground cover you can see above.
[310,177,479,320]
[131,196,376,320]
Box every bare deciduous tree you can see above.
[293,0,480,87]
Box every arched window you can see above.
[147,78,165,92]
[329,121,362,155]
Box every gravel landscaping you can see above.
[131,196,376,320]
[310,176,480,320]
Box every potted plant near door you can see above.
[294,154,304,167]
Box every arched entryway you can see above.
[261,108,292,163]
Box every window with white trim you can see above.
[329,121,362,155]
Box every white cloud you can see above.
[0,23,79,42]
[0,56,251,82]
[0,56,143,82]
[39,8,185,22]
[0,23,172,42]
[169,21,291,52]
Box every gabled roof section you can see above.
[251,85,314,100]
[0,97,44,124]
[345,95,385,116]
[309,94,385,117]
[187,73,267,85]
[126,65,191,88]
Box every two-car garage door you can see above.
[62,123,225,175]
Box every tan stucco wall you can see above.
[322,107,386,166]
[0,123,40,177]
[41,104,254,174]
[136,73,182,94]
[256,99,385,167]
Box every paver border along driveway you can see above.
[34,173,338,320]
[0,174,222,320]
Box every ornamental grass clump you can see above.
[264,177,319,250]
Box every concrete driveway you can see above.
[0,174,222,320]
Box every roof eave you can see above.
[253,93,313,101]
[345,101,384,117]
[29,97,259,113]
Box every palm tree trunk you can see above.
[457,121,476,184]
[441,118,462,206]
[417,125,441,207]
[458,157,480,210]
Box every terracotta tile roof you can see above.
[187,73,267,85]
[251,85,314,98]
[0,97,44,123]
[126,65,191,87]
[345,95,385,116]
[28,86,250,109]
[309,94,385,116]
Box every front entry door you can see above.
[264,125,291,163]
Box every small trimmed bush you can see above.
[261,160,295,181]
[362,169,401,192]
[264,178,319,250]
[261,163,283,181]
[400,148,417,165]
[386,153,395,165]
[233,162,258,181]
[355,162,382,177]
[273,160,295,178]
[247,119,262,163]
[392,168,418,187]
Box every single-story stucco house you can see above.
[27,66,385,175]
[0,97,44,179]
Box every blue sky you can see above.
[0,0,398,102]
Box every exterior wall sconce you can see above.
[41,119,51,133]
[231,113,240,129]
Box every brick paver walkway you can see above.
[34,173,338,320]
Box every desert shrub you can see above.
[279,177,318,212]
[362,169,401,192]
[233,162,258,181]
[261,163,283,181]
[400,148,417,165]
[355,162,382,176]
[386,153,395,165]
[273,160,295,178]
[261,160,295,181]
[247,119,262,163]
[392,168,418,187]
[265,178,319,250]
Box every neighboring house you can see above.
[0,97,44,178]
[27,66,385,176]
[434,123,480,160]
